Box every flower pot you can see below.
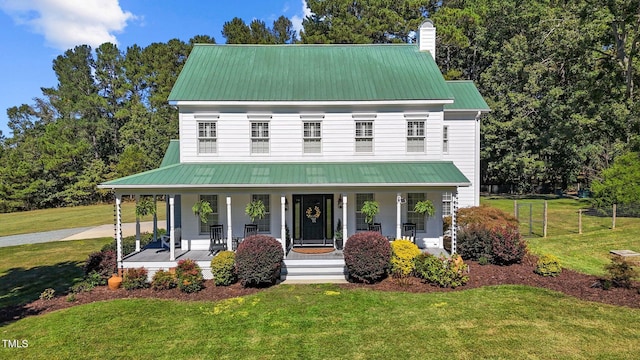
[108,273,122,290]
[335,239,343,250]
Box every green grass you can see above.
[0,201,167,236]
[482,196,640,276]
[0,239,112,308]
[1,284,639,359]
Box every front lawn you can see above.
[1,284,639,359]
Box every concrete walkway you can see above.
[0,220,167,248]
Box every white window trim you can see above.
[354,119,374,153]
[442,192,453,217]
[303,121,322,154]
[406,120,426,153]
[443,125,449,154]
[407,192,426,231]
[197,121,217,154]
[250,121,270,154]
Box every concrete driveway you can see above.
[0,220,167,248]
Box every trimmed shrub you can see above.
[490,225,527,265]
[457,205,519,230]
[151,270,177,290]
[457,224,493,261]
[211,251,236,286]
[176,259,205,293]
[414,253,469,288]
[122,267,149,290]
[535,254,562,277]
[605,255,638,289]
[390,239,421,277]
[83,250,116,283]
[236,235,284,287]
[343,231,391,283]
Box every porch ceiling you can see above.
[99,161,470,190]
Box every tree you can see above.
[222,17,252,44]
[591,151,640,206]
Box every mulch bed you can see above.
[2,258,638,325]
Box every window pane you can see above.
[199,195,218,234]
[251,139,269,154]
[356,193,374,230]
[442,192,452,216]
[304,139,321,153]
[407,193,426,231]
[252,194,270,232]
[355,138,372,152]
[407,138,424,152]
[199,139,216,153]
[443,126,449,153]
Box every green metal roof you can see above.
[444,81,490,111]
[168,44,454,102]
[99,161,470,189]
[159,140,180,168]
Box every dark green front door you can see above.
[293,194,334,246]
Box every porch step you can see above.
[281,259,347,283]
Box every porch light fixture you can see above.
[285,197,289,211]
[397,195,407,204]
[338,194,344,208]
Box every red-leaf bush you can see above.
[457,205,519,229]
[83,250,117,283]
[457,224,494,262]
[175,259,205,293]
[235,235,284,287]
[343,231,391,283]
[490,225,527,265]
[122,267,149,290]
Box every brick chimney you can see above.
[418,19,436,60]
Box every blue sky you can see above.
[0,0,311,137]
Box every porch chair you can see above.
[209,224,226,255]
[160,228,181,249]
[244,224,258,238]
[368,223,382,233]
[402,223,416,244]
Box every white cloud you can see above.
[291,0,312,37]
[0,0,135,50]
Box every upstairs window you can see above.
[198,122,217,154]
[303,122,322,153]
[443,125,449,154]
[251,122,269,154]
[355,121,373,153]
[407,121,425,153]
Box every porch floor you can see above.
[122,243,449,263]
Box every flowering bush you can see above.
[175,259,205,293]
[390,239,421,277]
[343,231,391,283]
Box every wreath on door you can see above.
[305,206,321,223]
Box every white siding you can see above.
[178,105,446,163]
[443,111,480,208]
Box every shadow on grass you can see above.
[0,261,84,325]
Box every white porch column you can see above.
[280,196,286,254]
[152,195,158,242]
[226,196,233,250]
[342,194,348,247]
[115,194,123,266]
[135,194,141,252]
[169,195,176,261]
[451,190,459,254]
[396,193,402,239]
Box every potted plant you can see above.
[360,200,379,225]
[192,199,213,224]
[414,199,435,218]
[245,199,266,224]
[334,219,343,250]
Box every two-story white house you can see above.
[99,21,489,279]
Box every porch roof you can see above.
[99,161,470,190]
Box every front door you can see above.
[293,194,334,246]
